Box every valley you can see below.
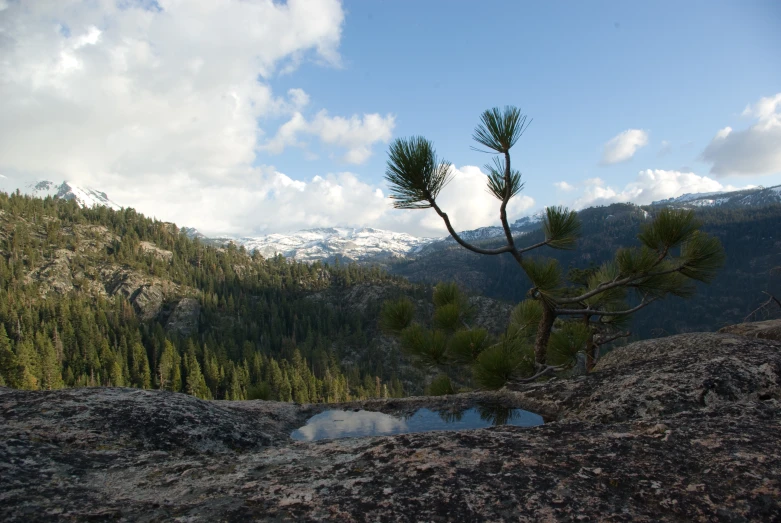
[1,184,780,402]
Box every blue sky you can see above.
[1,0,779,236]
[268,0,781,195]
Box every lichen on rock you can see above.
[1,331,780,521]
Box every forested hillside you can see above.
[0,191,432,400]
[390,203,781,339]
[4,191,779,402]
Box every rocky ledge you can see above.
[1,331,780,521]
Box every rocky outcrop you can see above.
[467,295,514,336]
[103,269,185,322]
[165,297,201,336]
[1,332,780,521]
[138,241,173,262]
[719,318,781,342]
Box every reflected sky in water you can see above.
[291,404,544,442]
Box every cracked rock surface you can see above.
[1,332,780,521]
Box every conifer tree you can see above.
[130,342,151,389]
[383,106,725,386]
[157,340,181,391]
[37,332,64,390]
[0,325,18,388]
[14,339,39,390]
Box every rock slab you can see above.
[1,332,780,521]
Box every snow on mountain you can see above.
[27,181,121,211]
[208,210,552,264]
[510,210,546,231]
[651,185,781,209]
[225,227,436,264]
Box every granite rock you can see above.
[719,318,781,342]
[1,332,779,521]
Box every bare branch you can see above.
[743,291,781,322]
[510,363,568,384]
[556,297,659,317]
[594,330,631,346]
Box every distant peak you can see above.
[26,180,121,211]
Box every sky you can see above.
[0,0,780,238]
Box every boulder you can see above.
[718,318,781,342]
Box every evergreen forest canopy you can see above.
[390,201,781,338]
[0,191,422,401]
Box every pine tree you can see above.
[130,342,151,389]
[157,340,178,391]
[37,332,64,390]
[383,106,725,387]
[184,351,210,399]
[0,324,18,388]
[14,339,39,390]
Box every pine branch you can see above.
[556,265,683,305]
[556,296,659,316]
[429,200,519,257]
[499,151,517,253]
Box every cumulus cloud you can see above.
[570,169,752,209]
[554,181,575,191]
[79,163,532,238]
[0,1,347,183]
[701,92,781,176]
[262,110,395,164]
[600,129,649,165]
[0,1,516,238]
[413,166,535,235]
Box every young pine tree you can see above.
[383,106,725,387]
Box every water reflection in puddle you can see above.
[291,403,544,442]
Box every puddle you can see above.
[291,403,544,442]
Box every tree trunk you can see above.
[583,315,596,372]
[534,304,556,365]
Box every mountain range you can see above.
[651,184,781,208]
[12,179,781,264]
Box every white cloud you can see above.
[413,166,535,236]
[554,181,575,191]
[263,110,395,164]
[287,88,310,111]
[85,163,531,239]
[0,0,376,200]
[600,129,649,165]
[701,93,781,176]
[570,169,751,209]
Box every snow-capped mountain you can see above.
[651,184,781,209]
[27,181,121,211]
[224,227,435,264]
[425,211,545,251]
[183,210,550,265]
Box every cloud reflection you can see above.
[291,409,409,441]
[291,405,544,442]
